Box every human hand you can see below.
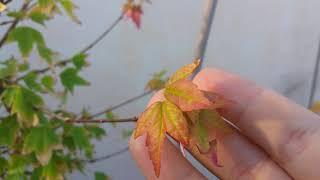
[129,68,320,180]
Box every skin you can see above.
[129,68,320,180]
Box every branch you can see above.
[15,14,124,82]
[308,39,320,108]
[0,0,31,48]
[0,20,14,26]
[83,147,129,163]
[66,117,137,124]
[193,0,218,75]
[88,90,152,119]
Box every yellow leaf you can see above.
[310,101,320,114]
[166,59,200,85]
[0,3,7,13]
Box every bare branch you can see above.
[0,0,31,48]
[308,39,320,108]
[83,147,129,163]
[66,117,137,124]
[193,0,218,75]
[15,14,124,82]
[88,90,152,119]
[0,20,14,26]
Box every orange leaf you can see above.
[135,100,190,177]
[167,59,200,85]
[164,79,212,111]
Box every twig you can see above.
[66,117,138,123]
[83,147,129,163]
[15,14,124,82]
[88,90,152,119]
[193,0,218,75]
[0,20,14,26]
[308,39,320,108]
[0,0,31,48]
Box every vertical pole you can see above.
[308,39,320,108]
[193,0,218,75]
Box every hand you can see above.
[129,68,320,180]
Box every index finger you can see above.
[193,68,320,179]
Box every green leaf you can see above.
[24,125,60,165]
[72,53,88,70]
[59,0,81,24]
[0,59,18,79]
[29,11,50,25]
[38,0,55,7]
[69,126,92,157]
[85,125,106,140]
[95,172,109,180]
[7,11,24,19]
[0,157,8,175]
[2,87,43,126]
[7,155,30,178]
[105,111,118,127]
[37,44,53,63]
[121,129,133,139]
[23,72,43,92]
[7,26,44,58]
[0,116,19,146]
[145,70,167,91]
[60,68,88,93]
[41,75,55,92]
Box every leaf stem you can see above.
[88,90,152,119]
[83,147,129,163]
[66,117,138,123]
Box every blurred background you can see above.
[2,0,320,179]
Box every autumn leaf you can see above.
[167,59,200,85]
[0,2,7,13]
[134,100,189,177]
[310,101,320,114]
[135,102,165,177]
[164,79,213,111]
[123,1,143,29]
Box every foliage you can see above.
[0,0,151,179]
[134,61,231,177]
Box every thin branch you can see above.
[308,39,320,108]
[0,20,14,26]
[193,0,218,75]
[4,0,13,4]
[83,147,129,163]
[15,14,124,82]
[0,0,31,48]
[88,90,152,119]
[66,117,138,124]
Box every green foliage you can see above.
[0,0,150,179]
[7,26,52,62]
[60,68,88,93]
[95,171,109,180]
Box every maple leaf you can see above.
[134,100,189,177]
[123,1,143,29]
[167,59,200,85]
[164,79,213,111]
[189,109,228,167]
